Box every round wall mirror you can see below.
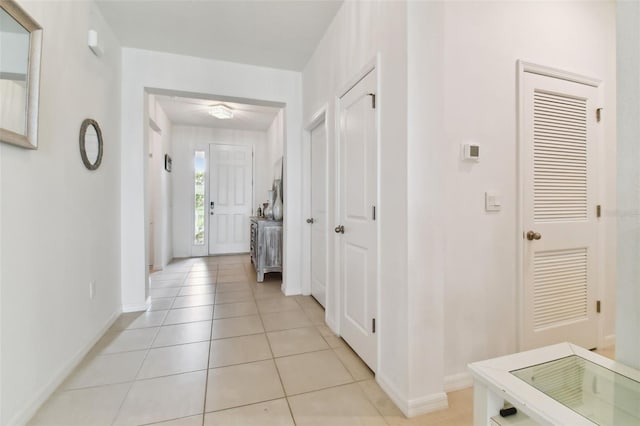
[79,118,103,170]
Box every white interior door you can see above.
[208,144,253,255]
[521,69,599,350]
[310,120,328,307]
[338,69,377,371]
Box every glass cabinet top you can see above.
[511,355,640,425]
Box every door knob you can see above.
[526,230,542,241]
[306,218,314,224]
[334,225,345,234]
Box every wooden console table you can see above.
[469,342,640,426]
[250,217,282,282]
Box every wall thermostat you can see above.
[463,143,480,161]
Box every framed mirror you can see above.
[79,119,103,170]
[0,0,42,149]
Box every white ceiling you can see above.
[155,95,281,131]
[95,0,343,71]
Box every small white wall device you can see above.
[463,143,480,161]
[485,191,502,212]
[88,30,103,57]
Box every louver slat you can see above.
[533,248,588,330]
[533,91,588,222]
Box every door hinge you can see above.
[596,300,601,313]
[596,205,601,218]
[368,93,376,109]
[596,108,603,123]
[372,205,376,221]
[372,318,376,333]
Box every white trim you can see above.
[444,372,473,392]
[377,373,409,415]
[519,60,601,88]
[603,334,616,348]
[373,53,383,375]
[281,281,297,296]
[305,104,329,132]
[377,373,449,418]
[407,391,449,417]
[516,60,526,351]
[9,310,121,426]
[325,312,339,335]
[331,94,342,335]
[122,296,150,313]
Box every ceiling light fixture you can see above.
[209,104,233,119]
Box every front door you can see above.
[521,69,599,350]
[310,120,328,307]
[208,144,253,255]
[337,69,378,371]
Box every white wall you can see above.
[304,0,616,416]
[266,110,284,193]
[120,48,303,310]
[303,0,434,416]
[0,1,122,423]
[616,1,640,369]
[411,1,616,384]
[147,95,173,269]
[171,125,269,258]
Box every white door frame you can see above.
[151,130,163,270]
[333,57,381,368]
[303,105,330,302]
[516,60,605,350]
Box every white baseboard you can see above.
[9,310,121,425]
[122,296,150,313]
[376,373,449,417]
[325,315,339,335]
[444,371,473,392]
[603,334,616,348]
[281,281,298,296]
[407,391,449,417]
[377,373,409,415]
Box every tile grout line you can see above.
[109,267,194,425]
[200,266,218,426]
[108,325,160,426]
[254,284,298,426]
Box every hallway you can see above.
[27,255,473,425]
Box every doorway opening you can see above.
[143,88,286,283]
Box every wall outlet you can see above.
[89,281,95,299]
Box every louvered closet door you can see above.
[522,71,598,351]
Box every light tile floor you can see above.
[28,255,429,426]
[27,254,617,426]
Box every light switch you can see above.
[485,191,502,212]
